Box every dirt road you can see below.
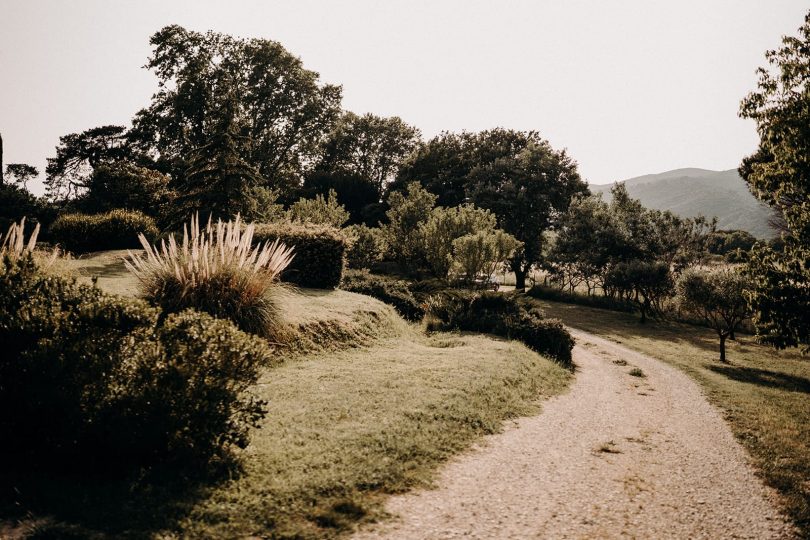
[354,329,795,539]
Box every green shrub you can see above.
[345,224,386,270]
[127,215,294,339]
[0,255,273,471]
[49,209,159,253]
[426,291,573,365]
[254,222,346,289]
[341,269,424,321]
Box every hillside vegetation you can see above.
[591,168,777,238]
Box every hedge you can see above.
[0,255,273,471]
[49,209,159,253]
[341,269,425,321]
[426,291,574,366]
[253,222,346,289]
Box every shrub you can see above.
[419,204,497,278]
[341,269,424,321]
[49,209,159,253]
[451,229,522,283]
[425,291,574,365]
[383,182,437,272]
[80,163,174,223]
[254,222,346,289]
[345,224,386,269]
[0,255,273,471]
[126,214,293,338]
[287,189,350,228]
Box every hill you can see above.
[590,168,777,239]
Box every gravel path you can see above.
[354,329,796,539]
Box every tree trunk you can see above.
[729,327,736,341]
[514,268,527,291]
[719,332,728,362]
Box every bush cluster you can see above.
[0,255,273,471]
[341,269,425,321]
[253,222,346,289]
[49,209,159,253]
[426,291,574,365]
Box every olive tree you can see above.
[677,269,752,362]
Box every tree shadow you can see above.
[707,364,810,394]
[0,462,230,538]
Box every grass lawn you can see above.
[532,298,810,537]
[2,253,570,538]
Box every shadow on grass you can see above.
[0,463,228,539]
[707,364,810,394]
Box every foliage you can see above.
[126,214,294,338]
[130,25,342,192]
[677,268,752,362]
[0,183,56,234]
[419,204,497,278]
[80,162,174,222]
[4,163,38,189]
[0,255,273,471]
[382,182,437,272]
[739,11,810,352]
[302,170,382,225]
[526,284,635,313]
[287,188,350,228]
[49,209,159,253]
[393,129,588,288]
[706,229,757,256]
[345,224,386,269]
[340,269,424,321]
[174,98,272,224]
[426,291,574,365]
[254,222,347,289]
[45,125,134,200]
[316,111,421,198]
[451,229,522,283]
[604,260,674,323]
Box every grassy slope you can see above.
[9,253,570,538]
[533,298,810,537]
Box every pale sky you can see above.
[1,0,807,195]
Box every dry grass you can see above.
[0,218,61,269]
[532,297,810,536]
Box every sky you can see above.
[1,0,808,195]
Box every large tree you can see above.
[130,25,342,195]
[45,125,133,200]
[739,11,810,352]
[316,111,421,199]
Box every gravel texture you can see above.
[354,329,796,539]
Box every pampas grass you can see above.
[126,214,294,338]
[0,218,62,270]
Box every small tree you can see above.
[287,189,349,227]
[605,260,673,323]
[678,269,752,362]
[383,182,437,272]
[451,230,521,285]
[5,164,39,189]
[345,224,386,269]
[419,204,497,279]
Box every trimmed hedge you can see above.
[0,255,273,471]
[49,209,159,253]
[253,222,346,289]
[426,291,574,366]
[341,269,425,321]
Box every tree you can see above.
[678,269,752,362]
[81,163,173,222]
[302,170,381,225]
[287,189,350,228]
[451,230,521,284]
[605,260,674,323]
[130,25,342,194]
[418,204,497,279]
[5,164,39,189]
[45,125,134,200]
[345,224,386,270]
[466,137,588,290]
[316,112,421,199]
[383,182,437,272]
[739,11,810,352]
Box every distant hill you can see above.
[590,168,777,239]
